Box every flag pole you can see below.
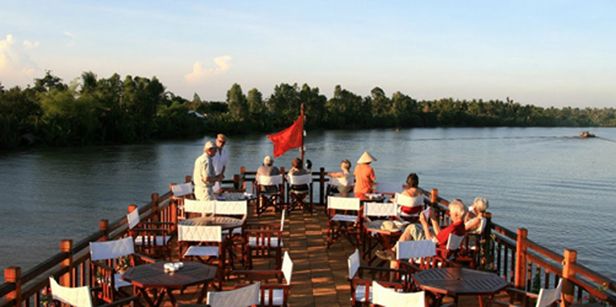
[300,103,305,163]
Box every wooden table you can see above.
[179,216,243,230]
[363,220,403,265]
[122,261,216,307]
[413,267,508,307]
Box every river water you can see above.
[1,127,615,280]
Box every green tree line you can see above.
[1,71,615,149]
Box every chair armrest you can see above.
[133,253,157,264]
[98,296,139,307]
[505,287,539,299]
[91,261,115,273]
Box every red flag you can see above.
[267,114,304,158]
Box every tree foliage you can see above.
[1,71,615,149]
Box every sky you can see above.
[1,0,615,107]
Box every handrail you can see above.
[1,168,614,306]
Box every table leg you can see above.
[166,288,177,305]
[137,287,157,307]
[197,282,208,304]
[477,294,485,307]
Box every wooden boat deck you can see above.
[168,207,491,306]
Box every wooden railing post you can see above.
[240,167,247,192]
[561,249,577,307]
[184,175,192,183]
[151,193,160,223]
[514,228,528,291]
[280,167,287,204]
[430,188,439,204]
[99,219,109,241]
[319,167,326,206]
[4,267,22,305]
[60,239,73,286]
[233,174,240,190]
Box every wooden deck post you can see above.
[319,167,326,206]
[514,228,528,291]
[151,193,160,223]
[184,175,192,183]
[430,188,439,204]
[233,174,241,190]
[240,166,247,192]
[99,219,109,240]
[561,249,577,307]
[4,266,21,305]
[60,239,73,286]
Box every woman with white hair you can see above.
[256,155,280,193]
[465,197,489,234]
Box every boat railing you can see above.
[1,168,615,306]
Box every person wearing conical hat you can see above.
[353,151,377,200]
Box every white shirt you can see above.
[212,146,229,175]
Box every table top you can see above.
[413,268,509,296]
[179,216,243,229]
[122,262,217,288]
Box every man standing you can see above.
[193,141,222,200]
[212,134,229,193]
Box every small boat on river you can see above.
[579,131,596,138]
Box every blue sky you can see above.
[1,1,615,107]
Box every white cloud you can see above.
[184,55,232,83]
[23,40,40,50]
[64,31,76,46]
[0,34,40,84]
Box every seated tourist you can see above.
[465,196,489,234]
[398,173,428,215]
[376,199,467,262]
[256,155,280,193]
[327,159,354,196]
[288,157,309,192]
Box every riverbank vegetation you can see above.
[1,71,615,148]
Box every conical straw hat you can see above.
[357,151,377,164]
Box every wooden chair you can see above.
[126,208,173,258]
[48,277,137,307]
[326,196,362,248]
[437,233,467,265]
[89,237,155,304]
[326,176,354,197]
[206,282,260,307]
[243,210,285,269]
[171,181,194,221]
[286,174,313,212]
[371,281,426,307]
[362,202,400,264]
[256,175,284,214]
[215,200,248,237]
[177,225,227,289]
[395,240,447,276]
[347,249,410,306]
[183,199,216,218]
[233,251,294,307]
[496,279,562,307]
[394,193,425,223]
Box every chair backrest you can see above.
[207,282,260,307]
[446,233,465,251]
[282,251,294,285]
[214,200,247,216]
[329,175,353,188]
[328,196,361,211]
[126,209,140,230]
[280,210,286,232]
[395,193,423,208]
[287,174,312,185]
[347,249,360,279]
[184,199,216,216]
[372,281,425,307]
[396,240,436,260]
[178,225,222,243]
[364,202,398,217]
[49,277,93,307]
[171,182,193,197]
[536,279,563,307]
[257,175,283,186]
[89,237,135,261]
